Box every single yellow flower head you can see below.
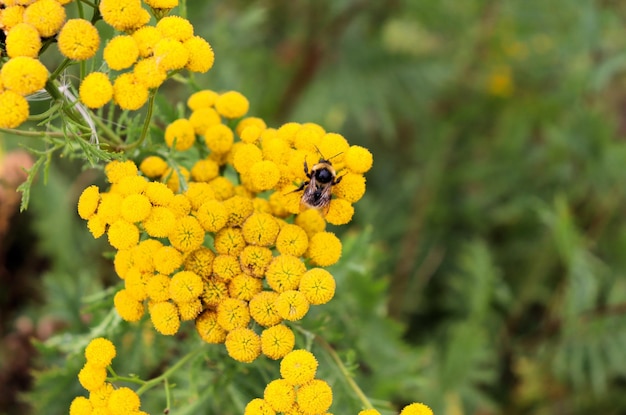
[6,23,41,58]
[96,192,122,224]
[253,197,272,214]
[296,379,333,415]
[178,298,202,321]
[132,25,162,57]
[113,73,149,110]
[164,118,196,151]
[0,90,29,128]
[215,90,249,119]
[143,206,176,238]
[266,255,306,293]
[144,0,178,9]
[139,155,168,178]
[120,194,151,223]
[359,410,382,415]
[229,273,263,301]
[187,89,218,110]
[152,246,182,275]
[79,72,113,109]
[168,215,205,252]
[1,56,47,96]
[167,194,190,218]
[131,238,162,272]
[325,198,354,225]
[149,301,180,335]
[185,181,215,210]
[275,224,308,257]
[195,310,226,344]
[275,290,309,321]
[191,158,219,182]
[214,226,246,255]
[274,184,301,215]
[345,145,373,173]
[277,122,301,145]
[99,0,149,31]
[247,160,280,192]
[264,379,296,413]
[333,172,366,203]
[77,185,100,220]
[307,231,341,266]
[146,273,170,302]
[105,160,138,184]
[244,398,276,415]
[249,291,282,327]
[112,174,148,195]
[189,107,220,136]
[144,181,174,206]
[156,15,193,41]
[107,219,140,250]
[201,278,229,307]
[154,37,189,71]
[223,195,254,227]
[193,200,227,234]
[299,268,335,305]
[261,324,295,360]
[78,362,107,392]
[69,396,93,415]
[57,19,99,60]
[294,209,326,237]
[240,245,273,278]
[133,57,167,89]
[232,143,263,174]
[169,270,203,303]
[184,35,215,73]
[23,0,65,37]
[113,249,132,279]
[204,123,234,154]
[0,6,25,32]
[280,349,318,386]
[212,254,240,282]
[217,297,251,331]
[319,132,349,162]
[225,327,261,363]
[240,125,262,144]
[399,403,434,415]
[89,382,114,408]
[124,267,149,301]
[113,289,145,322]
[210,176,236,200]
[85,337,116,368]
[293,125,324,152]
[87,214,106,239]
[242,212,280,247]
[237,116,267,137]
[107,387,140,415]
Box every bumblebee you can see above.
[294,150,343,214]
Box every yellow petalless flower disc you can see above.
[296,379,333,415]
[79,72,113,109]
[275,184,301,215]
[184,35,215,73]
[1,6,25,32]
[168,215,204,252]
[191,158,219,182]
[201,278,229,307]
[104,35,139,70]
[275,224,308,257]
[169,270,203,303]
[185,181,215,210]
[293,125,323,152]
[184,246,215,279]
[113,73,149,111]
[144,181,174,206]
[97,192,122,224]
[242,212,280,247]
[345,145,373,173]
[144,0,178,8]
[215,90,249,119]
[23,0,65,37]
[294,209,325,236]
[169,193,191,218]
[280,349,318,386]
[275,290,309,321]
[223,195,254,227]
[0,90,28,126]
[131,239,162,273]
[325,198,354,226]
[229,273,263,301]
[236,116,267,137]
[134,57,167,89]
[87,214,106,239]
[240,245,273,278]
[204,123,234,154]
[212,254,240,282]
[187,89,218,110]
[196,310,226,344]
[276,122,301,144]
[139,155,168,178]
[149,301,180,335]
[232,143,262,174]
[143,206,176,238]
[249,291,282,327]
[253,197,272,214]
[399,403,434,415]
[225,327,261,363]
[240,125,262,144]
[120,194,151,223]
[248,160,280,192]
[165,118,196,151]
[99,0,149,31]
[132,25,162,57]
[57,19,99,60]
[178,298,202,321]
[154,37,189,71]
[359,410,382,415]
[69,396,93,415]
[116,175,148,196]
[299,268,335,305]
[78,363,107,392]
[264,379,296,413]
[89,382,114,408]
[266,255,306,293]
[214,226,246,255]
[217,297,251,331]
[107,220,140,250]
[107,387,140,415]
[85,337,116,368]
[319,132,349,161]
[333,172,366,203]
[244,398,276,415]
[189,107,221,136]
[307,231,341,267]
[124,267,149,301]
[156,15,193,41]
[113,289,144,322]
[105,160,138,184]
[261,324,295,360]
[77,185,100,220]
[1,56,47,96]
[153,246,182,275]
[113,249,132,279]
[211,176,236,201]
[146,273,170,302]
[6,23,41,58]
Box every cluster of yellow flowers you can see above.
[77,86,373,363]
[0,0,214,127]
[70,338,149,415]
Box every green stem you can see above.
[49,58,73,82]
[0,127,66,138]
[76,0,84,18]
[136,346,206,396]
[121,90,157,151]
[164,378,172,413]
[28,102,63,121]
[108,375,146,386]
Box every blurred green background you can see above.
[4,0,626,414]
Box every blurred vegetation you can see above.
[4,0,626,414]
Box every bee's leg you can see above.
[334,175,343,185]
[304,160,311,179]
[288,181,309,194]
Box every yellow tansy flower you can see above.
[195,310,227,344]
[225,327,261,363]
[132,25,162,58]
[133,57,167,89]
[307,231,341,266]
[214,226,246,255]
[246,160,280,192]
[120,194,151,223]
[146,273,171,302]
[105,160,138,184]
[79,72,113,109]
[296,379,333,415]
[143,206,176,238]
[319,132,349,162]
[89,382,114,408]
[201,278,229,307]
[212,254,240,282]
[23,0,65,37]
[99,0,149,31]
[113,73,149,111]
[96,192,122,224]
[344,145,373,173]
[187,89,218,110]
[78,362,107,392]
[280,349,318,386]
[237,116,267,137]
[113,289,145,322]
[139,155,168,178]
[1,56,47,96]
[333,172,366,203]
[294,209,326,237]
[178,298,202,321]
[223,195,254,227]
[6,23,41,58]
[168,215,204,252]
[169,270,203,303]
[107,219,140,250]
[229,273,263,301]
[210,176,236,200]
[299,268,335,305]
[87,214,106,239]
[190,158,219,182]
[154,37,189,71]
[204,123,234,154]
[185,181,215,210]
[215,90,249,119]
[156,15,193,41]
[189,107,221,135]
[124,267,149,301]
[113,249,132,279]
[275,290,309,321]
[359,410,382,415]
[69,396,93,415]
[265,255,306,293]
[184,35,215,73]
[276,122,301,144]
[107,387,140,415]
[217,297,251,331]
[114,175,148,196]
[261,324,295,360]
[244,398,276,415]
[184,246,215,279]
[0,6,25,32]
[240,125,262,144]
[149,301,180,335]
[264,379,296,413]
[239,245,273,278]
[144,181,175,205]
[399,403,434,415]
[249,291,282,327]
[57,19,99,61]
[152,245,182,275]
[275,224,308,257]
[242,212,279,247]
[293,125,323,152]
[165,118,196,151]
[169,193,192,217]
[325,198,354,225]
[85,337,116,368]
[0,90,29,128]
[77,185,100,220]
[144,0,178,9]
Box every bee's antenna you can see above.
[313,144,343,161]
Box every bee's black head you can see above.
[314,167,334,184]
